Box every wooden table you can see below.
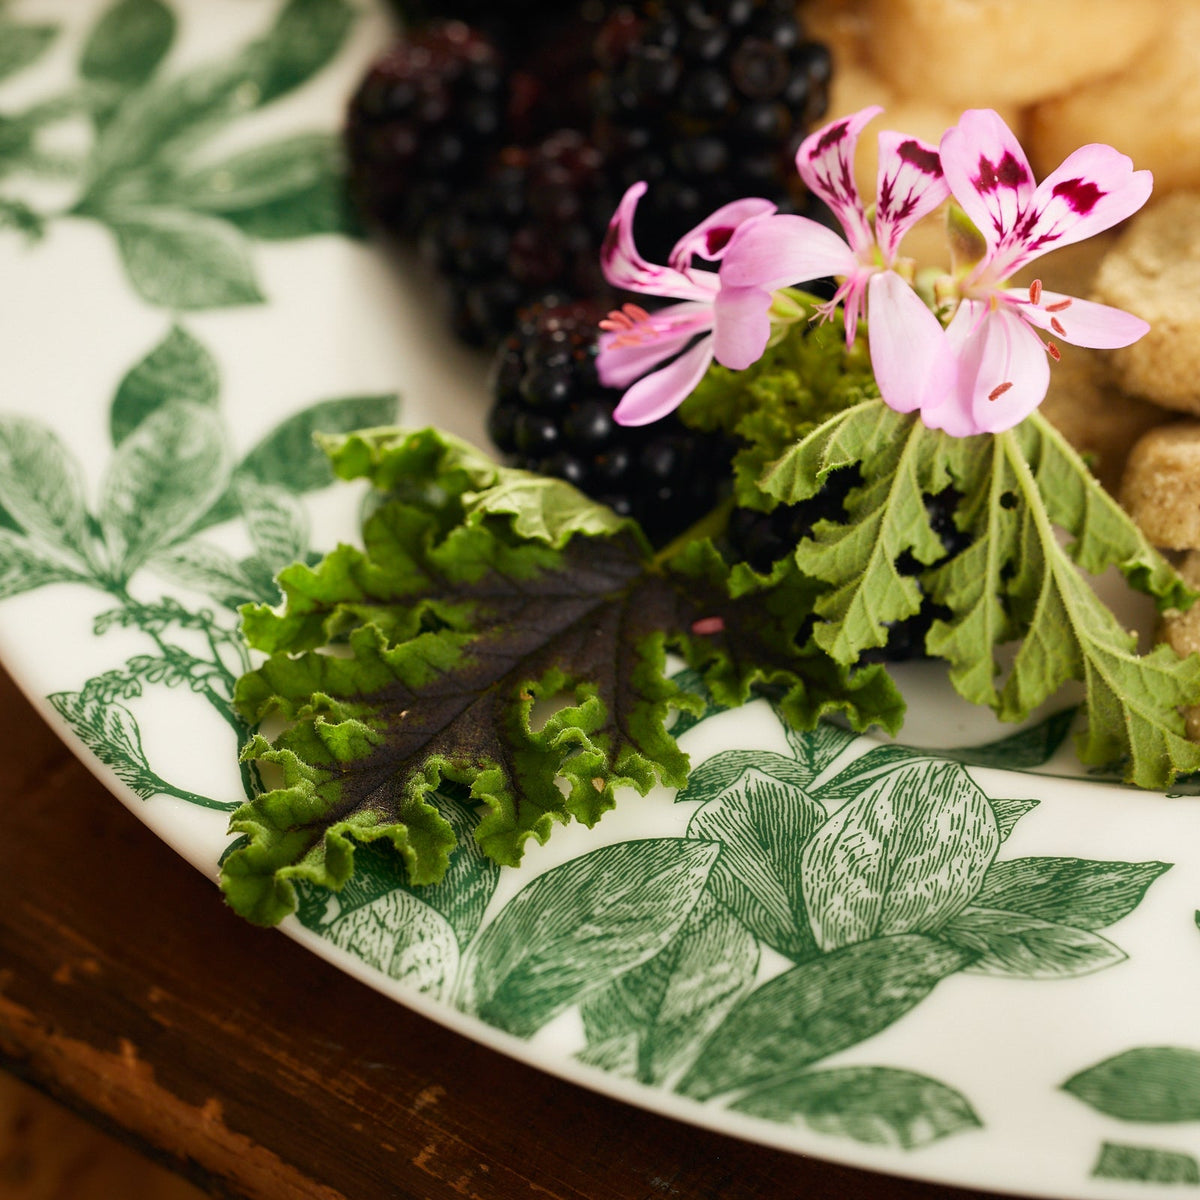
[0,662,1010,1200]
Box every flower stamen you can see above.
[1028,278,1042,305]
[988,382,1014,401]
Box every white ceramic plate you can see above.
[3,4,1200,1197]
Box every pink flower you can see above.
[932,108,1152,436]
[722,105,955,419]
[596,182,778,426]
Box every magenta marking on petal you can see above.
[812,118,851,156]
[975,151,1030,192]
[1052,177,1105,215]
[898,139,942,177]
[705,226,733,255]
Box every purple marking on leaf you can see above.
[975,151,1029,192]
[705,226,733,255]
[898,139,942,177]
[1052,177,1105,215]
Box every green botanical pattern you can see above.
[0,323,398,807]
[290,702,1169,1151]
[1093,1144,1200,1185]
[0,0,360,307]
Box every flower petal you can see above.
[719,212,857,289]
[711,284,773,369]
[939,301,1050,435]
[939,109,1036,255]
[612,338,715,426]
[994,146,1152,274]
[874,131,950,263]
[668,197,777,275]
[597,301,713,388]
[599,182,711,301]
[866,271,955,415]
[1010,288,1150,349]
[794,105,881,255]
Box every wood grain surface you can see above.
[0,663,1010,1200]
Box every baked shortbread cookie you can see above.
[1119,420,1200,549]
[863,0,1166,108]
[1092,192,1200,413]
[1029,0,1200,193]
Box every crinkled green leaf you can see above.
[764,400,1200,788]
[225,428,900,925]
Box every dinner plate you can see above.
[3,3,1200,1197]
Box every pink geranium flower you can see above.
[722,105,955,418]
[931,108,1152,436]
[596,182,779,426]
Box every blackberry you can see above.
[488,298,733,544]
[420,130,617,347]
[592,0,833,262]
[344,21,512,238]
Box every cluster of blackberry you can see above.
[346,0,832,345]
[344,1,833,546]
[488,300,734,544]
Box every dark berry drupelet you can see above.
[344,21,512,238]
[488,298,734,545]
[592,0,833,262]
[420,130,618,347]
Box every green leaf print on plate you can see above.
[1065,1048,1200,1122]
[1093,1143,1200,1185]
[0,0,360,305]
[0,323,397,809]
[277,695,1172,1155]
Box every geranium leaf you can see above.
[764,399,1200,788]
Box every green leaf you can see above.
[79,0,354,202]
[0,530,86,597]
[730,1066,981,1149]
[0,416,94,566]
[0,20,56,83]
[99,399,231,579]
[764,401,951,661]
[80,0,174,89]
[235,479,309,577]
[223,172,363,241]
[47,690,202,803]
[1093,1143,1200,1184]
[801,759,1000,951]
[678,749,816,805]
[678,935,975,1100]
[155,133,351,230]
[323,889,460,1000]
[110,325,220,445]
[777,712,859,782]
[105,208,264,310]
[148,539,259,606]
[577,892,759,1087]
[461,838,718,1037]
[686,766,825,961]
[974,857,1171,930]
[766,400,1200,788]
[243,0,356,106]
[226,428,902,924]
[939,906,1126,979]
[1064,1048,1200,1122]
